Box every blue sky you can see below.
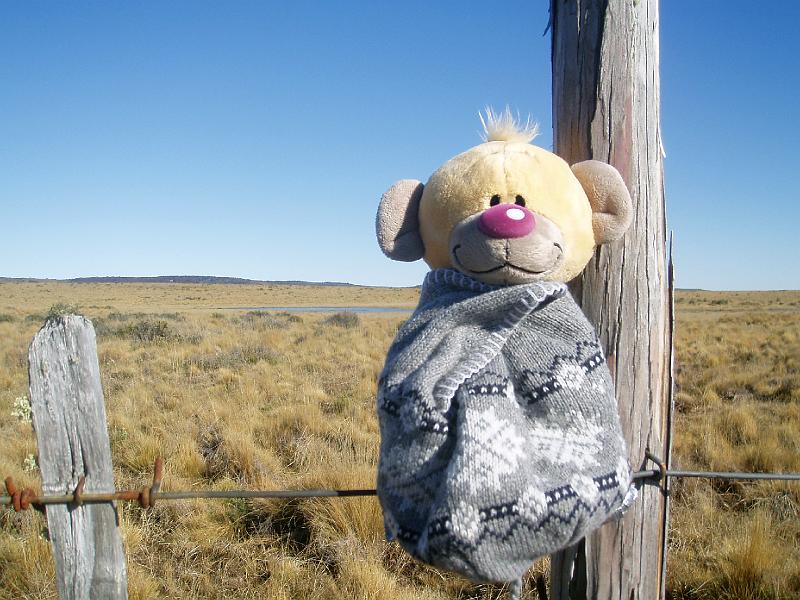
[1,1,798,290]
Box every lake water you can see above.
[227,306,413,314]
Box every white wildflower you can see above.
[11,396,32,424]
[23,454,38,472]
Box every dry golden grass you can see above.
[0,282,548,599]
[0,281,420,314]
[668,290,800,600]
[0,284,797,599]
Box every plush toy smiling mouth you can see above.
[452,243,563,275]
[452,243,563,274]
[452,250,550,275]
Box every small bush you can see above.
[191,343,278,371]
[322,312,360,328]
[156,312,184,321]
[107,312,130,322]
[274,311,302,323]
[91,317,114,337]
[0,313,14,323]
[107,311,184,322]
[46,302,80,320]
[117,319,173,342]
[97,315,199,343]
[238,310,302,329]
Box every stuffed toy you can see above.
[374,109,637,597]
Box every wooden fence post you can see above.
[550,1,672,598]
[28,315,128,599]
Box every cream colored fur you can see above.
[419,142,595,282]
[376,111,632,284]
[479,106,540,143]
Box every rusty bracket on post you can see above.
[3,458,165,512]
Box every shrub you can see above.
[323,312,360,328]
[91,317,114,337]
[107,312,131,322]
[107,311,184,322]
[0,313,14,323]
[191,344,278,371]
[46,302,80,320]
[274,311,302,323]
[239,310,302,329]
[117,319,172,342]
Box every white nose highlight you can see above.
[506,207,526,221]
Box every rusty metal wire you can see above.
[2,455,798,513]
[3,458,164,513]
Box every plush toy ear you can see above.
[376,179,425,261]
[571,160,633,245]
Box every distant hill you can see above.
[0,275,355,286]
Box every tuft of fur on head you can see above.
[479,106,540,143]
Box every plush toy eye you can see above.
[489,195,501,206]
[515,195,526,207]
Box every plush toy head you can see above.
[377,109,632,285]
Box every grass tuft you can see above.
[116,319,173,342]
[322,312,360,328]
[46,302,81,320]
[190,343,279,371]
[238,311,302,330]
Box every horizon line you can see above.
[1,274,797,293]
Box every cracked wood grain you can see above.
[551,0,671,598]
[28,316,128,600]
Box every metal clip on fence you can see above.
[629,450,666,488]
[71,477,86,507]
[647,450,667,482]
[127,457,163,509]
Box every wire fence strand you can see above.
[661,470,800,481]
[3,456,799,512]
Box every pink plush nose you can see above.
[478,204,535,239]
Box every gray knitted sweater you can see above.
[377,269,635,584]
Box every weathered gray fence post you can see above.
[28,315,128,599]
[550,0,672,598]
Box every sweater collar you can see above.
[421,268,567,301]
[422,268,499,294]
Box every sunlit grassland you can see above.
[0,281,420,314]
[0,283,797,599]
[668,291,800,600]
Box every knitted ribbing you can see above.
[376,269,634,584]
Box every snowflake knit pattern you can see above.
[376,269,636,584]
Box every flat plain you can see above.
[0,282,797,599]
